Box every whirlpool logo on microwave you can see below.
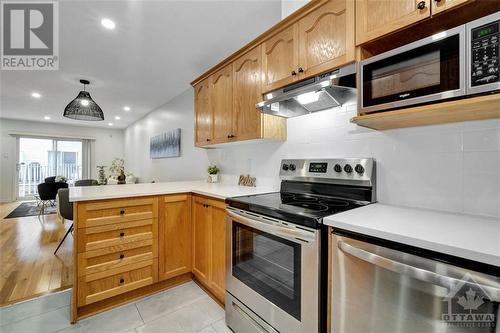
[398,93,411,99]
[1,1,59,70]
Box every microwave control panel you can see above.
[470,19,499,86]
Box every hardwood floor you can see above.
[0,202,73,306]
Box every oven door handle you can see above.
[226,209,316,243]
[338,240,500,302]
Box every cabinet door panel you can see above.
[431,0,472,14]
[158,194,191,281]
[192,197,210,285]
[356,0,430,45]
[262,24,299,92]
[233,46,263,141]
[299,0,355,77]
[210,205,226,302]
[211,64,233,142]
[194,79,212,146]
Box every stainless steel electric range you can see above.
[224,158,376,333]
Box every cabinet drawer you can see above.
[78,239,157,276]
[78,218,157,253]
[77,259,157,306]
[77,197,158,228]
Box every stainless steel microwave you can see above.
[360,11,500,114]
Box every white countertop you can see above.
[69,180,277,202]
[324,203,500,267]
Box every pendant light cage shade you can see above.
[63,80,104,121]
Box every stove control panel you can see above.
[280,158,375,187]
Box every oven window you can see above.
[232,222,301,321]
[363,34,460,108]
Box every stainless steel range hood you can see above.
[256,63,357,118]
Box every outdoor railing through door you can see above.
[18,163,81,197]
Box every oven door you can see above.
[360,25,466,114]
[225,208,320,333]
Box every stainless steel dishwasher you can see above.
[331,231,500,333]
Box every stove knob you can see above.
[334,164,342,173]
[289,164,296,171]
[282,164,289,171]
[344,164,353,173]
[355,164,365,174]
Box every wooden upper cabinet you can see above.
[158,194,192,282]
[210,64,233,142]
[431,0,472,15]
[232,46,263,141]
[298,0,355,78]
[194,79,212,146]
[262,24,299,93]
[356,0,431,45]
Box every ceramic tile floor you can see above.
[0,282,231,333]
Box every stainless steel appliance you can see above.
[331,231,500,333]
[225,158,376,333]
[360,11,500,114]
[256,64,357,118]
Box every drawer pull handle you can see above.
[120,254,125,259]
[120,232,125,237]
[119,278,124,284]
[120,210,125,215]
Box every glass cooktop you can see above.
[226,192,367,229]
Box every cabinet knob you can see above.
[298,67,304,73]
[417,1,426,9]
[119,209,125,215]
[206,138,211,142]
[227,134,236,139]
[120,254,125,259]
[120,232,125,237]
[119,278,124,284]
[291,70,297,76]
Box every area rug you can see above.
[4,201,57,219]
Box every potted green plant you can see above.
[207,165,220,183]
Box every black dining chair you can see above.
[54,179,98,254]
[37,180,68,215]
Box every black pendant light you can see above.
[63,79,104,121]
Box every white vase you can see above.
[208,174,219,183]
[126,176,136,184]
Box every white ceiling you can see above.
[0,0,282,129]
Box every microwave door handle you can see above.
[337,241,500,302]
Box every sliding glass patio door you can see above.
[17,137,83,199]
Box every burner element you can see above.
[286,202,329,212]
[318,199,349,207]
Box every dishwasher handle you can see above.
[338,240,500,302]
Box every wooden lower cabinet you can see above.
[73,193,227,321]
[191,195,226,303]
[158,194,192,281]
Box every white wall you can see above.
[281,0,309,18]
[206,103,500,218]
[123,89,208,183]
[0,118,124,202]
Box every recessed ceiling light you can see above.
[123,106,130,111]
[108,122,114,126]
[44,116,51,120]
[115,116,121,120]
[101,18,116,30]
[31,92,41,98]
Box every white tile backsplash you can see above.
[207,102,500,218]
